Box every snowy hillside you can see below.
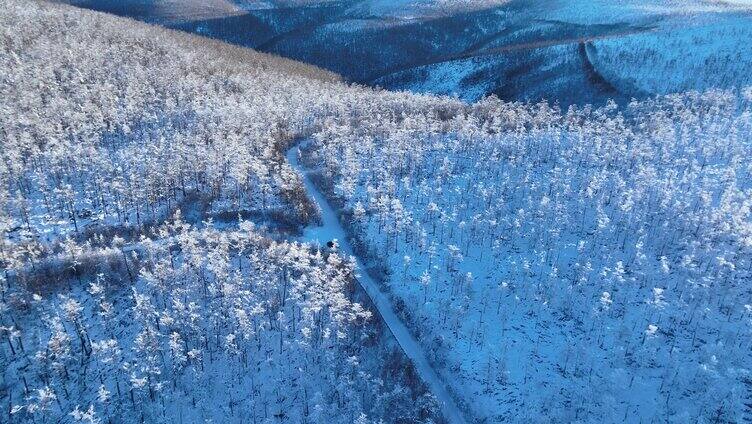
[65,0,248,23]
[540,0,752,24]
[65,0,752,105]
[345,0,512,18]
[304,93,752,421]
[3,0,752,423]
[0,1,451,422]
[588,14,752,95]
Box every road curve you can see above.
[287,141,469,424]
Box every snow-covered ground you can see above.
[4,0,752,423]
[0,2,452,423]
[65,0,752,104]
[3,217,442,423]
[345,0,511,19]
[540,0,752,24]
[67,0,247,23]
[288,141,468,423]
[307,91,752,422]
[588,13,752,95]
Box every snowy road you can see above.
[286,141,469,424]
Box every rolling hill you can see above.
[63,0,752,105]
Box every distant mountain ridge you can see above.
[63,0,752,105]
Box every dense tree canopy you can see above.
[1,0,751,422]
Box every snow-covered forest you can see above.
[0,1,446,422]
[307,92,752,421]
[2,0,752,423]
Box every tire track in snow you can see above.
[287,141,469,424]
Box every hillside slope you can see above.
[3,1,752,423]
[63,0,752,105]
[0,1,454,423]
[306,90,752,421]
